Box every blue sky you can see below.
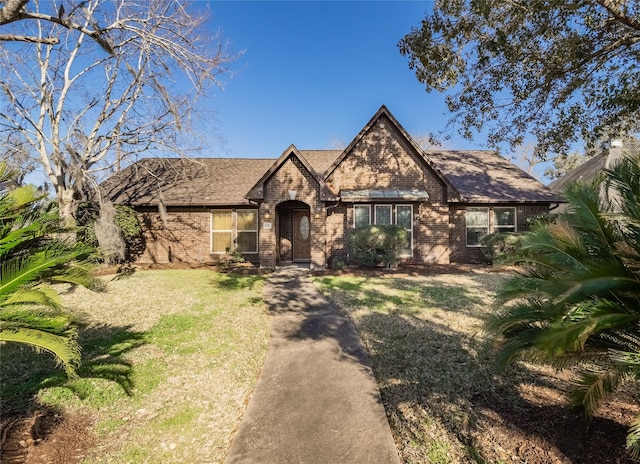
[207,1,484,160]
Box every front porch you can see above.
[258,199,327,270]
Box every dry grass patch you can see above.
[314,271,637,464]
[1,270,270,464]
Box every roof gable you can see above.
[246,145,338,201]
[323,105,460,199]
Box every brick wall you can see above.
[326,115,447,202]
[135,206,259,265]
[260,155,325,268]
[325,114,451,264]
[449,203,552,263]
[326,205,349,263]
[416,203,450,264]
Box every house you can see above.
[102,105,560,268]
[548,139,628,213]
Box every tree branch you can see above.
[0,1,114,54]
[0,33,58,44]
[596,0,640,32]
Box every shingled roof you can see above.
[101,157,275,206]
[101,151,344,207]
[299,150,342,176]
[548,154,606,193]
[426,150,561,203]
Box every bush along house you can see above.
[102,105,560,268]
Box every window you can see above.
[352,204,413,256]
[396,205,413,257]
[211,209,259,254]
[354,205,371,228]
[375,205,392,225]
[465,207,517,247]
[236,209,258,253]
[211,210,232,253]
[493,207,516,233]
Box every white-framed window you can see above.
[354,205,371,228]
[211,209,259,254]
[374,204,392,225]
[211,209,233,253]
[236,209,258,253]
[466,207,517,247]
[352,204,413,256]
[396,204,413,257]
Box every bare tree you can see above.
[0,0,114,51]
[0,0,233,229]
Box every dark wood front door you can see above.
[293,210,311,261]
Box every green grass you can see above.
[313,272,574,464]
[1,269,270,464]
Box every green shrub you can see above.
[78,203,143,262]
[349,225,407,268]
[480,232,523,264]
[330,256,347,270]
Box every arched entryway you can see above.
[276,200,311,263]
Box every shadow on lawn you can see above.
[1,323,145,415]
[211,273,265,291]
[358,308,635,464]
[1,322,145,462]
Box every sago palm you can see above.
[489,152,640,456]
[0,163,95,377]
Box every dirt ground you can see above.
[2,262,638,463]
[1,408,95,464]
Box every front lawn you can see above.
[1,270,270,463]
[313,271,638,464]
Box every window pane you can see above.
[467,208,489,227]
[237,209,257,230]
[212,210,232,230]
[396,205,412,229]
[212,232,232,253]
[467,227,488,246]
[494,208,515,226]
[354,205,370,228]
[237,231,258,253]
[375,205,392,225]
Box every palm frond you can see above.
[0,244,93,300]
[627,414,640,459]
[0,326,80,377]
[569,366,628,418]
[0,285,63,309]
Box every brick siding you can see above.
[449,203,552,263]
[260,156,325,269]
[135,206,259,265]
[325,114,451,264]
[129,113,553,267]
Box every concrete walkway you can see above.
[224,266,400,464]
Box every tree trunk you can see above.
[57,186,79,241]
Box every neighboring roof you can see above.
[548,154,605,193]
[427,150,561,203]
[340,188,429,202]
[101,157,274,206]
